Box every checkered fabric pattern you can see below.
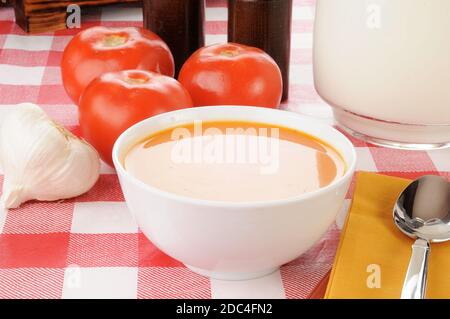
[0,0,448,299]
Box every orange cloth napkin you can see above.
[325,172,450,299]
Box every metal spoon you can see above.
[394,175,450,299]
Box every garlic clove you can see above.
[0,103,100,209]
[1,184,25,209]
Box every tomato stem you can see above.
[103,34,127,47]
[124,72,150,85]
[220,50,239,57]
[124,78,148,85]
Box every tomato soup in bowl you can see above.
[113,106,356,280]
[124,121,346,202]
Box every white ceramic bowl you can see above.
[113,106,356,280]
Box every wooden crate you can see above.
[13,0,140,33]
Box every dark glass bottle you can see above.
[228,0,293,101]
[143,0,205,77]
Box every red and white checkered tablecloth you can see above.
[0,0,448,299]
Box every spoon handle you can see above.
[401,238,430,299]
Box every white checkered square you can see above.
[0,65,44,85]
[355,147,378,172]
[293,5,315,20]
[4,35,54,51]
[0,208,6,234]
[205,34,227,46]
[290,65,314,85]
[71,202,137,234]
[205,7,227,21]
[211,270,285,299]
[427,149,450,172]
[62,267,138,299]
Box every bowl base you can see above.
[334,108,450,150]
[185,264,279,281]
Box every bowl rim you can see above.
[112,106,357,208]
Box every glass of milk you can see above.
[314,0,450,149]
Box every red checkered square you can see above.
[53,28,85,37]
[74,175,124,202]
[3,201,74,234]
[0,233,70,268]
[139,232,183,267]
[205,21,226,34]
[138,267,211,299]
[37,85,72,104]
[291,48,313,65]
[67,233,138,267]
[289,84,322,104]
[370,148,436,172]
[50,36,73,51]
[46,51,63,67]
[0,268,65,299]
[8,23,28,36]
[0,21,13,34]
[379,171,441,181]
[41,66,62,85]
[334,127,369,147]
[0,49,49,66]
[281,264,330,299]
[0,84,40,104]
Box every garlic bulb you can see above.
[0,103,100,209]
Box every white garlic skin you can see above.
[0,103,100,209]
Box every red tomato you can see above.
[178,43,282,108]
[61,26,174,104]
[79,70,193,166]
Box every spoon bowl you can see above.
[394,175,450,299]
